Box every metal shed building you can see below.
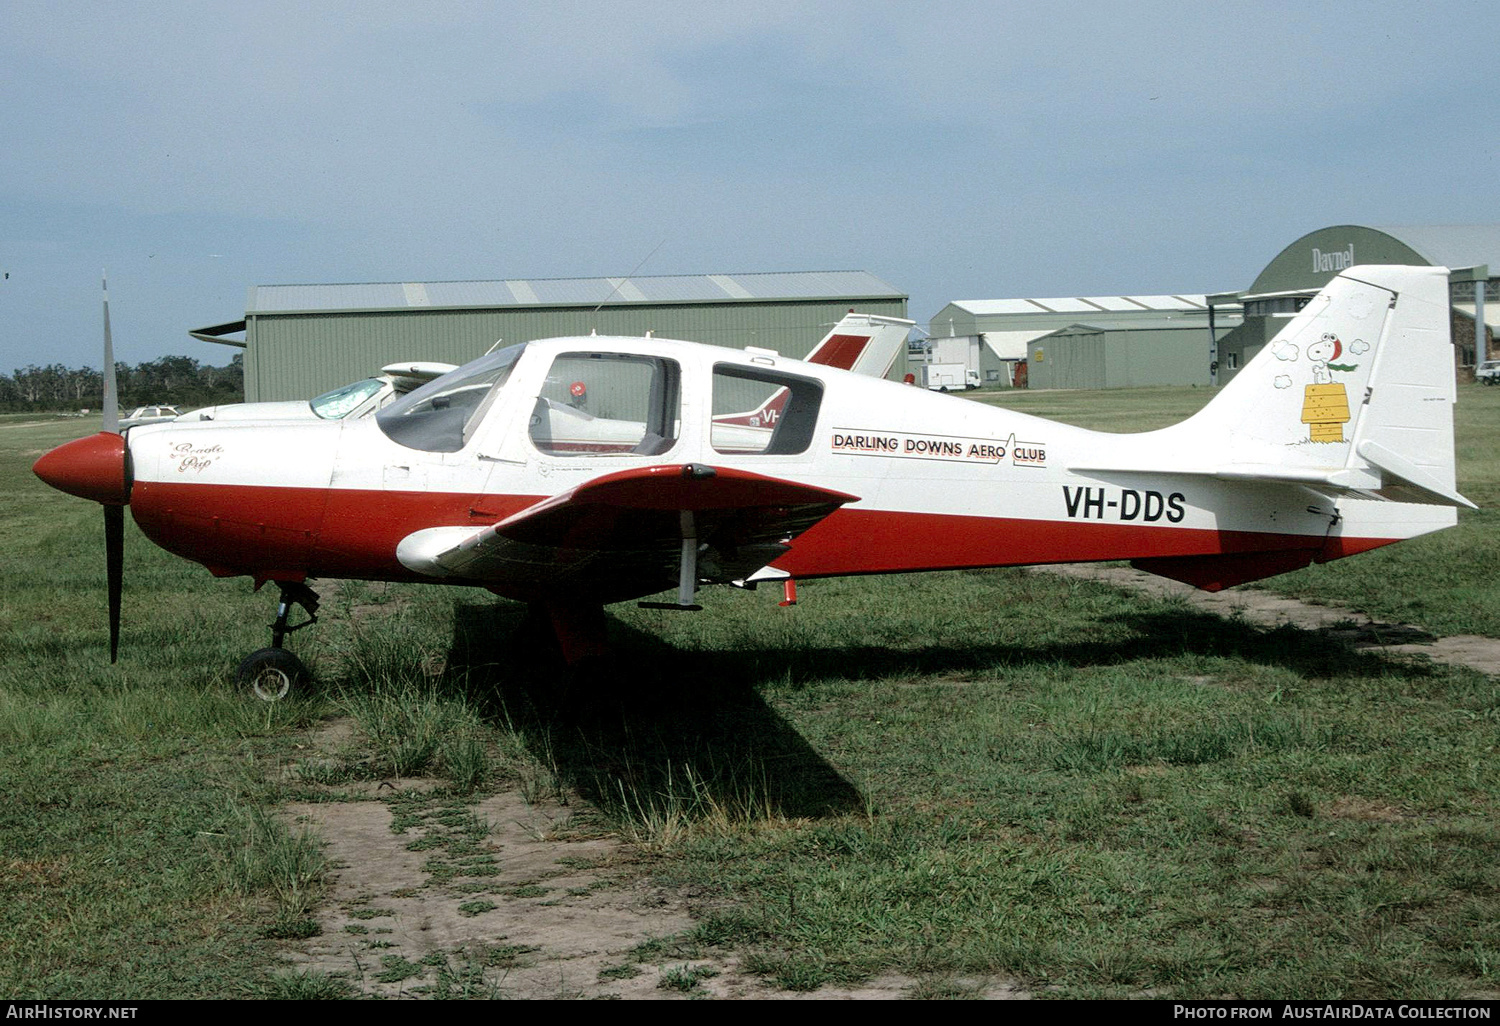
[1209,225,1499,383]
[194,271,907,402]
[924,294,1241,390]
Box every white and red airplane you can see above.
[34,266,1469,699]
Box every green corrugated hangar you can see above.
[1209,225,1498,383]
[924,294,1240,390]
[192,271,907,402]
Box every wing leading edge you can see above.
[396,463,858,603]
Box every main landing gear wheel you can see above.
[237,647,307,702]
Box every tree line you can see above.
[0,355,244,413]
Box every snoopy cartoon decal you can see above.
[1272,330,1373,444]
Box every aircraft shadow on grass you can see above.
[427,594,1447,821]
[441,600,867,819]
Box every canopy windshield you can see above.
[376,344,526,452]
[310,378,384,420]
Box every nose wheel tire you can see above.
[236,647,307,702]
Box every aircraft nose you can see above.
[33,431,131,505]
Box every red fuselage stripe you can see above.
[128,479,1396,589]
[132,480,538,581]
[774,508,1392,576]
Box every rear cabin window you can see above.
[710,364,823,455]
[529,353,680,457]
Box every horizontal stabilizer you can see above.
[1071,458,1472,508]
[1357,441,1476,509]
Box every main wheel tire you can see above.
[236,647,306,701]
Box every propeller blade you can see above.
[102,272,118,434]
[103,273,123,661]
[105,503,123,663]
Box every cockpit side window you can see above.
[710,364,823,455]
[529,353,680,457]
[376,344,526,452]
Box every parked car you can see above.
[1476,360,1500,385]
[118,405,182,428]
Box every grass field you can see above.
[1,388,1497,999]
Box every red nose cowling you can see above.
[33,431,131,505]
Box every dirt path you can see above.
[0,418,91,430]
[279,787,701,999]
[1037,563,1500,676]
[276,776,1016,999]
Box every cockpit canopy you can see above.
[376,343,526,452]
[375,338,826,458]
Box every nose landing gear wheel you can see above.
[236,647,307,702]
[235,581,319,700]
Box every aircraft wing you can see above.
[397,463,858,601]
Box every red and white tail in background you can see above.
[804,311,914,376]
[716,311,915,431]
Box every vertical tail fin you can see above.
[1170,265,1470,507]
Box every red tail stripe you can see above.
[808,334,870,370]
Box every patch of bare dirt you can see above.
[0,419,75,431]
[276,787,1028,999]
[272,722,1029,999]
[279,790,697,998]
[1326,796,1408,822]
[1037,563,1500,676]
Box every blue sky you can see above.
[2,0,1495,372]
